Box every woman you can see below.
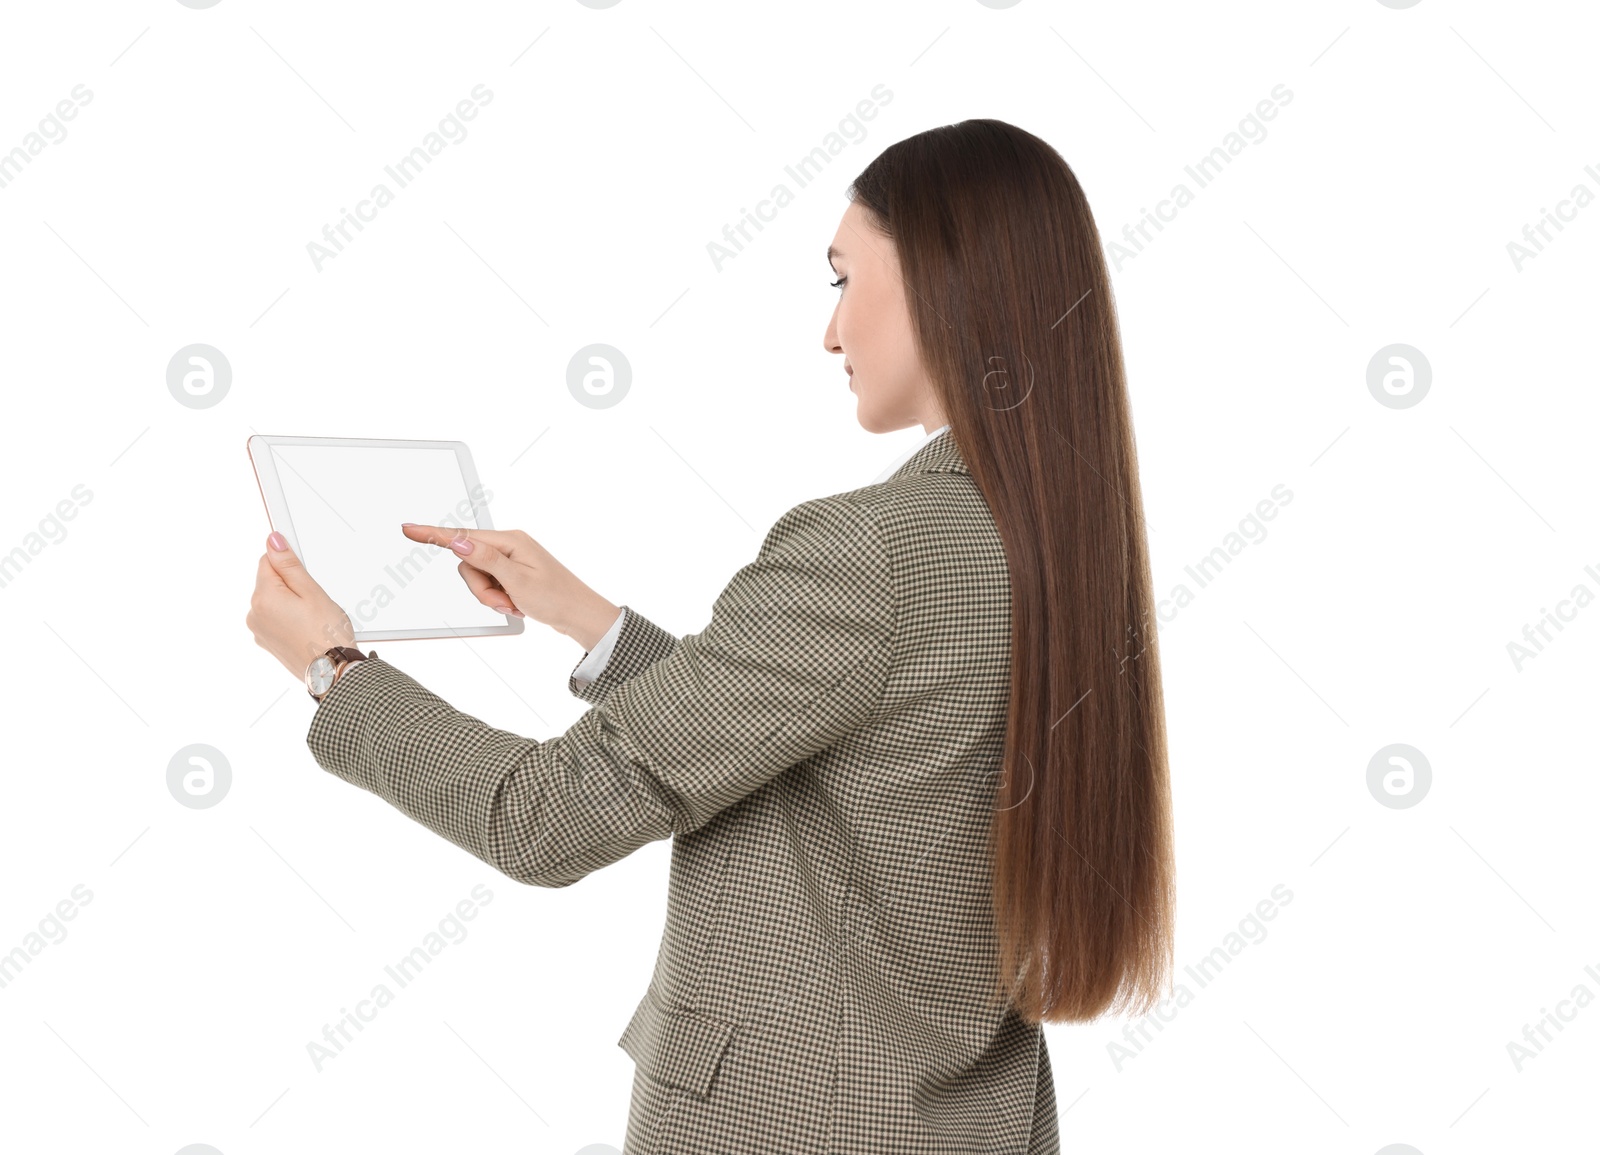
[248,117,1175,1154]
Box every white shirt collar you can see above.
[873,423,951,484]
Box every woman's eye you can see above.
[829,277,846,289]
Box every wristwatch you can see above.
[305,645,374,703]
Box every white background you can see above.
[1,1,1595,1153]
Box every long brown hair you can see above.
[847,119,1175,1024]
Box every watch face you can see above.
[306,655,336,696]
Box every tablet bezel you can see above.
[247,434,524,643]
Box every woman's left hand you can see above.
[247,532,357,681]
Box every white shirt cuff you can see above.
[572,608,627,688]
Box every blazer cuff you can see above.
[568,604,681,704]
[570,607,627,688]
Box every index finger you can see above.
[400,523,521,553]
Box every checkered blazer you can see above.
[307,428,1059,1153]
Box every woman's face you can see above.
[823,200,944,434]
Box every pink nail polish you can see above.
[450,536,472,555]
[268,531,287,551]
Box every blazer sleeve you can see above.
[566,605,681,704]
[304,495,896,888]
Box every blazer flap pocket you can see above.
[618,993,736,1099]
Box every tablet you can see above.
[248,435,523,642]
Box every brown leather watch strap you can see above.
[313,647,376,702]
[329,647,375,682]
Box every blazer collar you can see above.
[887,426,967,481]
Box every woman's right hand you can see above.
[400,523,622,650]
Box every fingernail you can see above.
[450,536,473,555]
[401,522,416,528]
[498,606,523,617]
[268,531,287,551]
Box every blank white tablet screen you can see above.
[270,443,501,634]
